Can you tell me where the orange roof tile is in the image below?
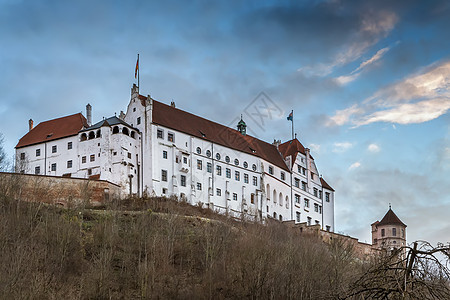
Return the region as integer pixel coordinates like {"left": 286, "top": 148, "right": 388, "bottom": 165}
{"left": 151, "top": 99, "right": 290, "bottom": 171}
{"left": 278, "top": 138, "right": 307, "bottom": 163}
{"left": 16, "top": 113, "right": 88, "bottom": 148}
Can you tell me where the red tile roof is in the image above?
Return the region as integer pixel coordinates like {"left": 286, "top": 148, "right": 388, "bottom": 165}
{"left": 16, "top": 113, "right": 88, "bottom": 148}
{"left": 151, "top": 99, "right": 290, "bottom": 171}
{"left": 377, "top": 209, "right": 407, "bottom": 227}
{"left": 278, "top": 138, "right": 306, "bottom": 163}
{"left": 320, "top": 177, "right": 335, "bottom": 192}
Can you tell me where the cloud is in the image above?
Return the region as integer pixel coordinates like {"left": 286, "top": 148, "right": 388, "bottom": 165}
{"left": 335, "top": 46, "right": 391, "bottom": 85}
{"left": 349, "top": 162, "right": 361, "bottom": 170}
{"left": 309, "top": 143, "right": 321, "bottom": 154}
{"left": 299, "top": 10, "right": 398, "bottom": 77}
{"left": 333, "top": 142, "right": 353, "bottom": 153}
{"left": 368, "top": 143, "right": 380, "bottom": 153}
{"left": 328, "top": 60, "right": 450, "bottom": 126}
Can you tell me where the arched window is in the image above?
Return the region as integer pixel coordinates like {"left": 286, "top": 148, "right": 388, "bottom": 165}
{"left": 225, "top": 156, "right": 230, "bottom": 163}
{"left": 112, "top": 126, "right": 119, "bottom": 134}
{"left": 234, "top": 159, "right": 239, "bottom": 166}
{"left": 88, "top": 131, "right": 95, "bottom": 139}
{"left": 279, "top": 215, "right": 283, "bottom": 221}
{"left": 196, "top": 147, "right": 201, "bottom": 154}
{"left": 96, "top": 129, "right": 101, "bottom": 138}
{"left": 285, "top": 196, "right": 289, "bottom": 208}
{"left": 273, "top": 190, "right": 277, "bottom": 203}
{"left": 279, "top": 192, "right": 283, "bottom": 206}
{"left": 266, "top": 184, "right": 270, "bottom": 200}
{"left": 122, "top": 127, "right": 129, "bottom": 136}
{"left": 80, "top": 133, "right": 87, "bottom": 141}
{"left": 130, "top": 131, "right": 135, "bottom": 138}
{"left": 243, "top": 161, "right": 248, "bottom": 168}
{"left": 273, "top": 212, "right": 277, "bottom": 219}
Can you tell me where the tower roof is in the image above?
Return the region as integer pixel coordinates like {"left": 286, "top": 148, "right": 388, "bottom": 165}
{"left": 378, "top": 208, "right": 407, "bottom": 227}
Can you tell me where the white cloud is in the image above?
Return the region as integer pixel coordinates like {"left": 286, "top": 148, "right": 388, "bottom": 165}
{"left": 309, "top": 143, "right": 321, "bottom": 154}
{"left": 349, "top": 162, "right": 361, "bottom": 170}
{"left": 329, "top": 60, "right": 450, "bottom": 127}
{"left": 333, "top": 142, "right": 353, "bottom": 153}
{"left": 298, "top": 11, "right": 397, "bottom": 77}
{"left": 368, "top": 143, "right": 380, "bottom": 153}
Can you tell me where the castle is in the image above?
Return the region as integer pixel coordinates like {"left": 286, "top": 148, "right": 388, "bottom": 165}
{"left": 372, "top": 207, "right": 407, "bottom": 251}
{"left": 15, "top": 84, "right": 335, "bottom": 230}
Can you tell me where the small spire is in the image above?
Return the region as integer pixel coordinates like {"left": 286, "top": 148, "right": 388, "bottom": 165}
{"left": 295, "top": 133, "right": 297, "bottom": 139}
{"left": 389, "top": 203, "right": 391, "bottom": 209}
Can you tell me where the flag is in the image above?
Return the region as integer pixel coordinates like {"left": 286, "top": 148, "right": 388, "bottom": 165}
{"left": 135, "top": 55, "right": 139, "bottom": 79}
{"left": 287, "top": 110, "right": 293, "bottom": 121}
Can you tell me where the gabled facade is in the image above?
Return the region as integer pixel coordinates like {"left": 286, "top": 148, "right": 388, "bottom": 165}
{"left": 15, "top": 84, "right": 335, "bottom": 230}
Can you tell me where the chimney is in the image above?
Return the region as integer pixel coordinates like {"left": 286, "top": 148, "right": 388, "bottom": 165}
{"left": 170, "top": 101, "right": 176, "bottom": 108}
{"left": 86, "top": 103, "right": 92, "bottom": 126}
{"left": 28, "top": 119, "right": 34, "bottom": 131}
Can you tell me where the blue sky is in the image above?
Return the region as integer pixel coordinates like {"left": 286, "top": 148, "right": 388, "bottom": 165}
{"left": 1, "top": 0, "right": 449, "bottom": 245}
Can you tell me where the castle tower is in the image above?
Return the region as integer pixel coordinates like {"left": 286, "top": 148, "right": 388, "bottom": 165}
{"left": 371, "top": 206, "right": 407, "bottom": 251}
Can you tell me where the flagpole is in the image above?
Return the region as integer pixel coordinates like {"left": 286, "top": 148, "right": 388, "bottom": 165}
{"left": 137, "top": 53, "right": 140, "bottom": 88}
{"left": 291, "top": 110, "right": 294, "bottom": 140}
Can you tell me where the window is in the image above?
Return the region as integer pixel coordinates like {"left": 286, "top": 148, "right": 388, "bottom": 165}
{"left": 127, "top": 152, "right": 131, "bottom": 159}
{"left": 183, "top": 157, "right": 188, "bottom": 164}
{"left": 301, "top": 181, "right": 306, "bottom": 191}
{"left": 268, "top": 166, "right": 273, "bottom": 175}
{"left": 319, "top": 206, "right": 322, "bottom": 214}
{"left": 235, "top": 171, "right": 240, "bottom": 181}
{"left": 133, "top": 107, "right": 136, "bottom": 112}
{"left": 234, "top": 159, "right": 239, "bottom": 166}
{"left": 315, "top": 220, "right": 320, "bottom": 225}
{"left": 197, "top": 182, "right": 202, "bottom": 190}
{"left": 304, "top": 198, "right": 310, "bottom": 208}
{"left": 295, "top": 194, "right": 300, "bottom": 204}
{"left": 319, "top": 190, "right": 323, "bottom": 199}
{"left": 314, "top": 203, "right": 319, "bottom": 212}
{"left": 381, "top": 229, "right": 385, "bottom": 237}
{"left": 20, "top": 152, "right": 25, "bottom": 160}
{"left": 226, "top": 168, "right": 231, "bottom": 178}
{"left": 253, "top": 176, "right": 257, "bottom": 186}
{"left": 252, "top": 164, "right": 257, "bottom": 171}
{"left": 392, "top": 228, "right": 397, "bottom": 237}
{"left": 67, "top": 142, "right": 72, "bottom": 150}
{"left": 216, "top": 165, "right": 222, "bottom": 176}
{"left": 163, "top": 151, "right": 168, "bottom": 159}
{"left": 35, "top": 166, "right": 40, "bottom": 175}
{"left": 82, "top": 156, "right": 86, "bottom": 163}
{"left": 161, "top": 170, "right": 167, "bottom": 182}
{"left": 157, "top": 129, "right": 163, "bottom": 139}
{"left": 313, "top": 188, "right": 318, "bottom": 197}
{"left": 215, "top": 153, "right": 221, "bottom": 160}
{"left": 225, "top": 156, "right": 230, "bottom": 163}
{"left": 36, "top": 149, "right": 41, "bottom": 157}
{"left": 51, "top": 163, "right": 56, "bottom": 172}
{"left": 90, "top": 154, "right": 95, "bottom": 162}
{"left": 297, "top": 165, "right": 301, "bottom": 173}
{"left": 251, "top": 194, "right": 255, "bottom": 204}
{"left": 296, "top": 212, "right": 301, "bottom": 222}
{"left": 137, "top": 117, "right": 141, "bottom": 125}
{"left": 325, "top": 192, "right": 330, "bottom": 202}
{"left": 281, "top": 172, "right": 285, "bottom": 180}
{"left": 233, "top": 193, "right": 238, "bottom": 201}
{"left": 302, "top": 168, "right": 306, "bottom": 175}
{"left": 206, "top": 150, "right": 211, "bottom": 157}
{"left": 216, "top": 188, "right": 221, "bottom": 196}
{"left": 310, "top": 171, "right": 314, "bottom": 180}
{"left": 88, "top": 169, "right": 92, "bottom": 175}
{"left": 168, "top": 133, "right": 174, "bottom": 142}
{"left": 67, "top": 160, "right": 72, "bottom": 168}
{"left": 307, "top": 217, "right": 311, "bottom": 226}
{"left": 207, "top": 162, "right": 212, "bottom": 173}
{"left": 326, "top": 225, "right": 331, "bottom": 231}
{"left": 294, "top": 178, "right": 300, "bottom": 188}
{"left": 196, "top": 147, "right": 201, "bottom": 154}
{"left": 180, "top": 175, "right": 186, "bottom": 187}
{"left": 52, "top": 145, "right": 57, "bottom": 153}
{"left": 197, "top": 160, "right": 202, "bottom": 170}
{"left": 244, "top": 173, "right": 249, "bottom": 184}
{"left": 243, "top": 161, "right": 248, "bottom": 168}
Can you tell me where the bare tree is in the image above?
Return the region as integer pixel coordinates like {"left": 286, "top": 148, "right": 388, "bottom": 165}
{"left": 0, "top": 133, "right": 7, "bottom": 171}
{"left": 344, "top": 241, "right": 450, "bottom": 299}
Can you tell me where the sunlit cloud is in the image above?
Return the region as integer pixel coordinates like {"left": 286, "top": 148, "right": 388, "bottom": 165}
{"left": 349, "top": 162, "right": 361, "bottom": 170}
{"left": 328, "top": 60, "right": 450, "bottom": 127}
{"left": 368, "top": 143, "right": 380, "bottom": 153}
{"left": 333, "top": 142, "right": 353, "bottom": 153}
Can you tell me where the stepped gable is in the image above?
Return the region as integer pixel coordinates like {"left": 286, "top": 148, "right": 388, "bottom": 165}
{"left": 378, "top": 209, "right": 407, "bottom": 227}
{"left": 151, "top": 99, "right": 290, "bottom": 171}
{"left": 320, "top": 177, "right": 335, "bottom": 192}
{"left": 278, "top": 138, "right": 307, "bottom": 163}
{"left": 16, "top": 113, "right": 88, "bottom": 148}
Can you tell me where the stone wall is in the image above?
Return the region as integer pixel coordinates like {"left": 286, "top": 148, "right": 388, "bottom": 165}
{"left": 0, "top": 172, "right": 121, "bottom": 207}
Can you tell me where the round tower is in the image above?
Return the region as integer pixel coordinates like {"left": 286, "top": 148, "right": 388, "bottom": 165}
{"left": 371, "top": 206, "right": 407, "bottom": 251}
